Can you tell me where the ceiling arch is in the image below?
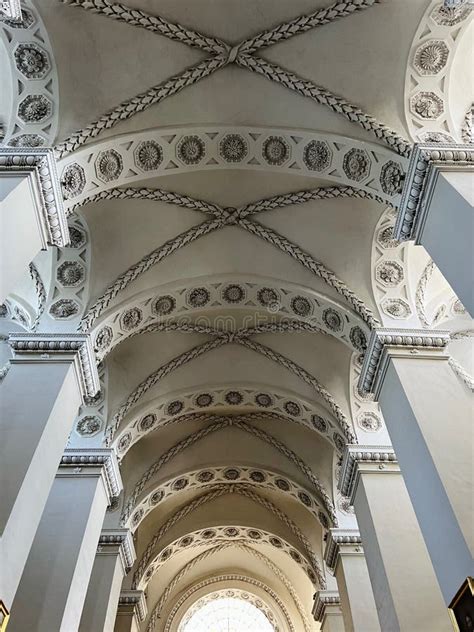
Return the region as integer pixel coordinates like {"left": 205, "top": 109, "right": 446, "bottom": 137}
{"left": 105, "top": 325, "right": 356, "bottom": 444}
{"left": 121, "top": 465, "right": 331, "bottom": 534}
{"left": 88, "top": 275, "right": 370, "bottom": 362}
{"left": 167, "top": 580, "right": 292, "bottom": 632}
{"left": 110, "top": 380, "right": 343, "bottom": 457}
{"left": 147, "top": 544, "right": 312, "bottom": 632}
{"left": 58, "top": 127, "right": 407, "bottom": 210}
{"left": 134, "top": 521, "right": 321, "bottom": 592}
{"left": 120, "top": 415, "right": 336, "bottom": 528}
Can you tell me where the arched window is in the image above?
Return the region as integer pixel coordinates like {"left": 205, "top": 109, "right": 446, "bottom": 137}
{"left": 180, "top": 596, "right": 275, "bottom": 632}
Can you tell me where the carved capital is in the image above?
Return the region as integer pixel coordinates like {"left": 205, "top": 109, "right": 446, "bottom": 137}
{"left": 324, "top": 529, "right": 363, "bottom": 571}
{"left": 359, "top": 328, "right": 450, "bottom": 397}
{"left": 312, "top": 590, "right": 341, "bottom": 622}
{"left": 60, "top": 448, "right": 123, "bottom": 502}
{"left": 118, "top": 590, "right": 148, "bottom": 623}
{"left": 339, "top": 445, "right": 398, "bottom": 502}
{"left": 98, "top": 528, "right": 136, "bottom": 573}
{"left": 0, "top": 148, "right": 68, "bottom": 247}
{"left": 8, "top": 332, "right": 99, "bottom": 400}
{"left": 0, "top": 0, "right": 21, "bottom": 21}
{"left": 395, "top": 143, "right": 474, "bottom": 241}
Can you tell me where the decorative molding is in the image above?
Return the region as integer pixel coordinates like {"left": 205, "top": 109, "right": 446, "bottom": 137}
{"left": 58, "top": 128, "right": 406, "bottom": 211}
{"left": 90, "top": 276, "right": 369, "bottom": 363}
{"left": 122, "top": 466, "right": 331, "bottom": 536}
{"left": 358, "top": 327, "right": 450, "bottom": 396}
{"left": 60, "top": 448, "right": 123, "bottom": 501}
{"left": 165, "top": 578, "right": 292, "bottom": 632}
{"left": 28, "top": 262, "right": 46, "bottom": 332}
{"left": 312, "top": 590, "right": 341, "bottom": 622}
{"left": 8, "top": 332, "right": 100, "bottom": 399}
{"left": 395, "top": 143, "right": 474, "bottom": 241}
{"left": 404, "top": 1, "right": 473, "bottom": 144}
{"left": 136, "top": 523, "right": 320, "bottom": 591}
{"left": 111, "top": 381, "right": 344, "bottom": 458}
{"left": 1, "top": 0, "right": 59, "bottom": 146}
{"left": 0, "top": 148, "right": 68, "bottom": 247}
{"left": 324, "top": 528, "right": 363, "bottom": 571}
{"left": 106, "top": 326, "right": 355, "bottom": 446}
{"left": 97, "top": 528, "right": 136, "bottom": 573}
{"left": 177, "top": 588, "right": 282, "bottom": 632}
{"left": 57, "top": 0, "right": 410, "bottom": 158}
{"left": 120, "top": 415, "right": 336, "bottom": 530}
{"left": 118, "top": 590, "right": 147, "bottom": 623}
{"left": 339, "top": 445, "right": 398, "bottom": 502}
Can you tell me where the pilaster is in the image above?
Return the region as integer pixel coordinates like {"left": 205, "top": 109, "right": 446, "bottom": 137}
{"left": 98, "top": 529, "right": 136, "bottom": 575}
{"left": 9, "top": 332, "right": 100, "bottom": 401}
{"left": 358, "top": 328, "right": 449, "bottom": 398}
{"left": 395, "top": 143, "right": 474, "bottom": 242}
{"left": 115, "top": 590, "right": 148, "bottom": 632}
{"left": 324, "top": 529, "right": 363, "bottom": 571}
{"left": 0, "top": 148, "right": 68, "bottom": 247}
{"left": 60, "top": 448, "right": 123, "bottom": 503}
{"left": 312, "top": 591, "right": 345, "bottom": 632}
{"left": 339, "top": 445, "right": 398, "bottom": 503}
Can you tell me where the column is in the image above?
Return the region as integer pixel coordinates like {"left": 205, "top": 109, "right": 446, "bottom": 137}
{"left": 340, "top": 445, "right": 453, "bottom": 631}
{"left": 395, "top": 143, "right": 473, "bottom": 315}
{"left": 312, "top": 591, "right": 345, "bottom": 632}
{"left": 324, "top": 529, "right": 380, "bottom": 632}
{"left": 360, "top": 329, "right": 474, "bottom": 604}
{"left": 8, "top": 448, "right": 122, "bottom": 632}
{"left": 0, "top": 333, "right": 98, "bottom": 613}
{"left": 79, "top": 529, "right": 136, "bottom": 632}
{"left": 114, "top": 591, "right": 147, "bottom": 632}
{"left": 0, "top": 148, "right": 68, "bottom": 301}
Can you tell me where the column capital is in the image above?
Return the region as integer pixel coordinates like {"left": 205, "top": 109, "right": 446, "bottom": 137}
{"left": 339, "top": 445, "right": 398, "bottom": 502}
{"left": 0, "top": 148, "right": 68, "bottom": 247}
{"left": 60, "top": 448, "right": 123, "bottom": 502}
{"left": 0, "top": 0, "right": 21, "bottom": 21}
{"left": 98, "top": 529, "right": 136, "bottom": 574}
{"left": 395, "top": 143, "right": 474, "bottom": 242}
{"left": 324, "top": 529, "right": 363, "bottom": 571}
{"left": 312, "top": 590, "right": 341, "bottom": 622}
{"left": 8, "top": 332, "right": 100, "bottom": 400}
{"left": 118, "top": 590, "right": 148, "bottom": 623}
{"left": 359, "top": 328, "right": 450, "bottom": 397}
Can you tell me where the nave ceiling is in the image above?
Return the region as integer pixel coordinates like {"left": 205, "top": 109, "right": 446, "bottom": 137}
{"left": 1, "top": 0, "right": 473, "bottom": 629}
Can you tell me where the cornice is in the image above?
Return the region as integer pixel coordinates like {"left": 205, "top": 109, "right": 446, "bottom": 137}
{"left": 0, "top": 148, "right": 68, "bottom": 247}
{"left": 60, "top": 448, "right": 123, "bottom": 501}
{"left": 324, "top": 529, "right": 362, "bottom": 571}
{"left": 358, "top": 328, "right": 450, "bottom": 398}
{"left": 118, "top": 590, "right": 148, "bottom": 622}
{"left": 395, "top": 143, "right": 474, "bottom": 242}
{"left": 339, "top": 445, "right": 398, "bottom": 502}
{"left": 98, "top": 528, "right": 136, "bottom": 573}
{"left": 312, "top": 590, "right": 341, "bottom": 622}
{"left": 8, "top": 332, "right": 100, "bottom": 400}
{"left": 0, "top": 0, "right": 21, "bottom": 21}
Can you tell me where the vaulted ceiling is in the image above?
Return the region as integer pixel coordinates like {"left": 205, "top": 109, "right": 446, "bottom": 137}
{"left": 1, "top": 0, "right": 473, "bottom": 629}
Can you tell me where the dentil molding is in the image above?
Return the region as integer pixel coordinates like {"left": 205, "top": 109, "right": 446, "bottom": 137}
{"left": 118, "top": 590, "right": 148, "bottom": 623}
{"left": 98, "top": 528, "right": 136, "bottom": 573}
{"left": 312, "top": 590, "right": 341, "bottom": 622}
{"left": 60, "top": 448, "right": 123, "bottom": 501}
{"left": 8, "top": 332, "right": 100, "bottom": 400}
{"left": 395, "top": 143, "right": 474, "bottom": 242}
{"left": 358, "top": 327, "right": 450, "bottom": 397}
{"left": 339, "top": 445, "right": 398, "bottom": 502}
{"left": 0, "top": 148, "right": 68, "bottom": 247}
{"left": 324, "top": 529, "right": 363, "bottom": 571}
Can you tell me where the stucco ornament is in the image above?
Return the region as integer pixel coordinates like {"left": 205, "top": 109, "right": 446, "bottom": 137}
{"left": 61, "top": 163, "right": 86, "bottom": 199}
{"left": 49, "top": 299, "right": 80, "bottom": 319}
{"left": 56, "top": 261, "right": 85, "bottom": 287}
{"left": 134, "top": 140, "right": 163, "bottom": 171}
{"left": 95, "top": 149, "right": 123, "bottom": 182}
{"left": 219, "top": 133, "right": 249, "bottom": 162}
{"left": 413, "top": 40, "right": 449, "bottom": 75}
{"left": 177, "top": 135, "right": 206, "bottom": 164}
{"left": 262, "top": 136, "right": 290, "bottom": 166}
{"left": 14, "top": 43, "right": 50, "bottom": 78}
{"left": 343, "top": 148, "right": 371, "bottom": 181}
{"left": 76, "top": 415, "right": 102, "bottom": 437}
{"left": 303, "top": 140, "right": 332, "bottom": 171}
{"left": 18, "top": 94, "right": 52, "bottom": 123}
